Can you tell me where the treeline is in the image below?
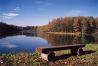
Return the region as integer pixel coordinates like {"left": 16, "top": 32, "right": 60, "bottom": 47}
{"left": 0, "top": 22, "right": 38, "bottom": 35}
{"left": 0, "top": 22, "right": 22, "bottom": 35}
{"left": 23, "top": 26, "right": 37, "bottom": 31}
{"left": 38, "top": 16, "right": 97, "bottom": 34}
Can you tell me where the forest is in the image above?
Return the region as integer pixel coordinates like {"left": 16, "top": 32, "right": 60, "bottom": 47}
{"left": 0, "top": 16, "right": 98, "bottom": 35}
{"left": 37, "top": 16, "right": 98, "bottom": 34}
{"left": 0, "top": 22, "right": 38, "bottom": 35}
{"left": 0, "top": 22, "right": 22, "bottom": 35}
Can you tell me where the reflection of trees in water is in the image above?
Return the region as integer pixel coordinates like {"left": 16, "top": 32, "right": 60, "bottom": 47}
{"left": 18, "top": 32, "right": 37, "bottom": 37}
{"left": 0, "top": 32, "right": 97, "bottom": 45}
{"left": 0, "top": 33, "right": 17, "bottom": 39}
{"left": 47, "top": 34, "right": 75, "bottom": 46}
{"left": 83, "top": 35, "right": 96, "bottom": 44}
{"left": 38, "top": 33, "right": 97, "bottom": 46}
{"left": 72, "top": 36, "right": 82, "bottom": 44}
{"left": 0, "top": 32, "right": 37, "bottom": 39}
{"left": 94, "top": 32, "right": 98, "bottom": 44}
{"left": 38, "top": 33, "right": 83, "bottom": 46}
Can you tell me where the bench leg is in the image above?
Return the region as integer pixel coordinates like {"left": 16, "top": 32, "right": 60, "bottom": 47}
{"left": 71, "top": 48, "right": 83, "bottom": 55}
{"left": 77, "top": 48, "right": 83, "bottom": 55}
{"left": 41, "top": 52, "right": 55, "bottom": 61}
{"left": 71, "top": 48, "right": 78, "bottom": 55}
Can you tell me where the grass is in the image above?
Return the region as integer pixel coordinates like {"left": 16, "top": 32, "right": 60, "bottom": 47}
{"left": 83, "top": 44, "right": 98, "bottom": 51}
{"left": 0, "top": 44, "right": 98, "bottom": 66}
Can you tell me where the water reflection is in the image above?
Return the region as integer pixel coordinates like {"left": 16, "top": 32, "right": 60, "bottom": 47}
{"left": 0, "top": 32, "right": 49, "bottom": 53}
{"left": 38, "top": 33, "right": 82, "bottom": 46}
{"left": 84, "top": 35, "right": 95, "bottom": 44}
{"left": 0, "top": 32, "right": 37, "bottom": 39}
{"left": 0, "top": 32, "right": 97, "bottom": 53}
{"left": 38, "top": 33, "right": 97, "bottom": 46}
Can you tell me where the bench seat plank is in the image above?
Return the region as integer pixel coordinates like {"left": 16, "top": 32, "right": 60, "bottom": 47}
{"left": 36, "top": 44, "right": 85, "bottom": 53}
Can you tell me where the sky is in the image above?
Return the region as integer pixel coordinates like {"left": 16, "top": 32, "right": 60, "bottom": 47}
{"left": 0, "top": 0, "right": 98, "bottom": 26}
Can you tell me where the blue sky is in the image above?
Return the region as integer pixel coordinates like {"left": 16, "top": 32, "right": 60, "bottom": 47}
{"left": 0, "top": 0, "right": 98, "bottom": 26}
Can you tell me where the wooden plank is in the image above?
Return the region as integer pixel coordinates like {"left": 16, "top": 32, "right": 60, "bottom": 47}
{"left": 36, "top": 44, "right": 85, "bottom": 53}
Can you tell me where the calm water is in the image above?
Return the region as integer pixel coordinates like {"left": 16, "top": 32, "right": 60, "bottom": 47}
{"left": 0, "top": 32, "right": 97, "bottom": 53}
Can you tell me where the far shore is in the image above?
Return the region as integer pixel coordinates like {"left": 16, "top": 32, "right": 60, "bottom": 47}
{"left": 46, "top": 32, "right": 81, "bottom": 36}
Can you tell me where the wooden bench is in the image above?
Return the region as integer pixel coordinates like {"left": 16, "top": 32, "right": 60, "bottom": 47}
{"left": 36, "top": 44, "right": 86, "bottom": 61}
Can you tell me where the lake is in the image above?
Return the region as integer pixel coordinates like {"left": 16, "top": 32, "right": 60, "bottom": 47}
{"left": 0, "top": 32, "right": 97, "bottom": 53}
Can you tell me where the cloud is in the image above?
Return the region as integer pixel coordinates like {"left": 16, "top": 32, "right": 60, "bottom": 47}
{"left": 66, "top": 10, "right": 86, "bottom": 16}
{"left": 13, "top": 7, "right": 20, "bottom": 11}
{"left": 2, "top": 12, "right": 19, "bottom": 19}
{"left": 3, "top": 13, "right": 19, "bottom": 17}
{"left": 1, "top": 6, "right": 20, "bottom": 19}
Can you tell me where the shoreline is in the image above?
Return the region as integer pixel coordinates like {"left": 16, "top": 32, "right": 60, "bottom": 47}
{"left": 46, "top": 32, "right": 82, "bottom": 36}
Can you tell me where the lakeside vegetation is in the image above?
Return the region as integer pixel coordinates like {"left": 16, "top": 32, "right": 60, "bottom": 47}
{"left": 0, "top": 22, "right": 21, "bottom": 35}
{"left": 0, "top": 44, "right": 98, "bottom": 66}
{"left": 0, "top": 22, "right": 38, "bottom": 35}
{"left": 37, "top": 16, "right": 97, "bottom": 35}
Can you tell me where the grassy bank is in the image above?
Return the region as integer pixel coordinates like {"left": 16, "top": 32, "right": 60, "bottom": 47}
{"left": 0, "top": 44, "right": 98, "bottom": 66}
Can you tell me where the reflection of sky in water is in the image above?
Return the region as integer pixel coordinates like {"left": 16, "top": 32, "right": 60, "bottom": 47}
{"left": 0, "top": 34, "right": 97, "bottom": 54}
{"left": 1, "top": 42, "right": 17, "bottom": 48}
{"left": 0, "top": 35, "right": 50, "bottom": 53}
